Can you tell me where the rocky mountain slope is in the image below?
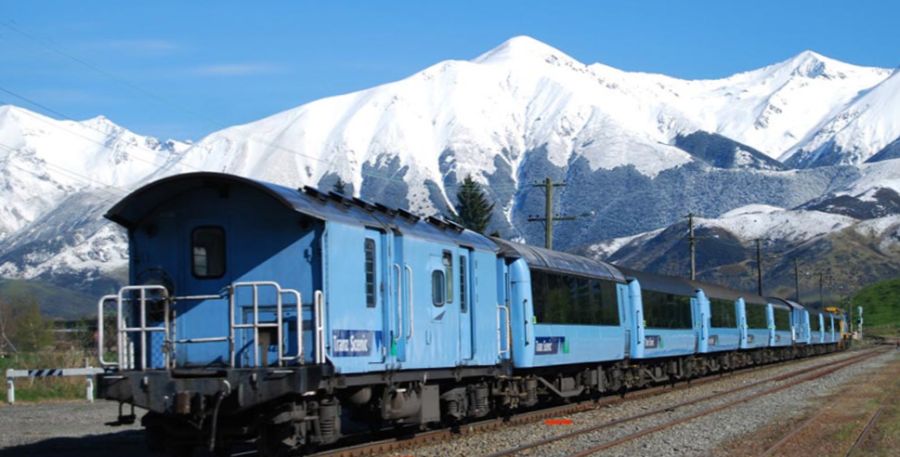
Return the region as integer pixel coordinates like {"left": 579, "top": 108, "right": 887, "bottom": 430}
{"left": 587, "top": 205, "right": 900, "bottom": 304}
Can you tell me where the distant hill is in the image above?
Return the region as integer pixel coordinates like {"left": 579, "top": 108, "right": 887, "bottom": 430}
{"left": 0, "top": 278, "right": 97, "bottom": 319}
{"left": 853, "top": 278, "right": 900, "bottom": 335}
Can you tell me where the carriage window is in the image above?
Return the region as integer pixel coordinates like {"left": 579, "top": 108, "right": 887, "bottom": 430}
{"left": 192, "top": 227, "right": 225, "bottom": 278}
{"left": 364, "top": 238, "right": 376, "bottom": 308}
{"left": 809, "top": 314, "right": 820, "bottom": 331}
{"left": 641, "top": 290, "right": 692, "bottom": 329}
{"left": 443, "top": 251, "right": 453, "bottom": 304}
{"left": 459, "top": 256, "right": 467, "bottom": 313}
{"left": 773, "top": 308, "right": 790, "bottom": 330}
{"left": 709, "top": 298, "right": 737, "bottom": 328}
{"left": 432, "top": 270, "right": 446, "bottom": 306}
{"left": 531, "top": 270, "right": 619, "bottom": 326}
{"left": 745, "top": 304, "right": 768, "bottom": 329}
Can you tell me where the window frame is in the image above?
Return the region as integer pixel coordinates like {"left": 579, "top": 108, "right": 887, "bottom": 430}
{"left": 431, "top": 270, "right": 446, "bottom": 307}
{"left": 745, "top": 303, "right": 768, "bottom": 329}
{"left": 459, "top": 255, "right": 467, "bottom": 313}
{"left": 364, "top": 238, "right": 376, "bottom": 308}
{"left": 191, "top": 226, "right": 226, "bottom": 279}
{"left": 530, "top": 269, "right": 620, "bottom": 326}
{"left": 709, "top": 298, "right": 737, "bottom": 328}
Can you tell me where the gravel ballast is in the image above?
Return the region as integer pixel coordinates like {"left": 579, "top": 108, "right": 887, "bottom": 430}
{"left": 382, "top": 349, "right": 897, "bottom": 457}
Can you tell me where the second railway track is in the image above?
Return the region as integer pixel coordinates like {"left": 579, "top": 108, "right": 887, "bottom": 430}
{"left": 309, "top": 346, "right": 887, "bottom": 457}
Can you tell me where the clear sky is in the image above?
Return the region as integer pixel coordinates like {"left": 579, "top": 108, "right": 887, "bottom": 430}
{"left": 1, "top": 0, "right": 897, "bottom": 140}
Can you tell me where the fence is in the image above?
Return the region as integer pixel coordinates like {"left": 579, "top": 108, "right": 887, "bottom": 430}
{"left": 5, "top": 367, "right": 103, "bottom": 404}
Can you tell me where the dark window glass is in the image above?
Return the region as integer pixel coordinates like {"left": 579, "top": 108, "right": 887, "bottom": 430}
{"left": 442, "top": 251, "right": 453, "bottom": 304}
{"left": 746, "top": 304, "right": 768, "bottom": 329}
{"left": 459, "top": 256, "right": 467, "bottom": 313}
{"left": 531, "top": 270, "right": 619, "bottom": 326}
{"left": 192, "top": 227, "right": 225, "bottom": 278}
{"left": 809, "top": 314, "right": 820, "bottom": 331}
{"left": 773, "top": 308, "right": 790, "bottom": 330}
{"left": 432, "top": 270, "right": 445, "bottom": 306}
{"left": 364, "top": 238, "right": 376, "bottom": 308}
{"left": 709, "top": 298, "right": 737, "bottom": 328}
{"left": 642, "top": 290, "right": 693, "bottom": 329}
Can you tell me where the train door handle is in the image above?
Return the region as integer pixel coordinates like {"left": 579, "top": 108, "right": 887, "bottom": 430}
{"left": 392, "top": 264, "right": 402, "bottom": 343}
{"left": 405, "top": 264, "right": 414, "bottom": 339}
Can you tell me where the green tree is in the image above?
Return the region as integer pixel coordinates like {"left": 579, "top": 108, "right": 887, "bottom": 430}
{"left": 11, "top": 300, "right": 52, "bottom": 351}
{"left": 333, "top": 178, "right": 347, "bottom": 195}
{"left": 451, "top": 175, "right": 494, "bottom": 233}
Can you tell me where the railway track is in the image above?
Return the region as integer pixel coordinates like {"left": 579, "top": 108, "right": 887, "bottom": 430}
{"left": 308, "top": 347, "right": 884, "bottom": 457}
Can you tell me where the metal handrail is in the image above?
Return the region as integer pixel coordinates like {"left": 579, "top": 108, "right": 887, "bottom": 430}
{"left": 392, "top": 264, "right": 402, "bottom": 344}
{"left": 96, "top": 294, "right": 117, "bottom": 368}
{"left": 102, "top": 281, "right": 307, "bottom": 371}
{"left": 280, "top": 289, "right": 303, "bottom": 363}
{"left": 314, "top": 290, "right": 326, "bottom": 364}
{"left": 116, "top": 285, "right": 170, "bottom": 370}
{"left": 405, "top": 264, "right": 414, "bottom": 339}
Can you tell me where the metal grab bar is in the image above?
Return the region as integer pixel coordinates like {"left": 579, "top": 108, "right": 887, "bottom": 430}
{"left": 314, "top": 290, "right": 326, "bottom": 364}
{"left": 404, "top": 265, "right": 414, "bottom": 339}
{"left": 117, "top": 285, "right": 170, "bottom": 370}
{"left": 96, "top": 295, "right": 117, "bottom": 368}
{"left": 393, "top": 264, "right": 402, "bottom": 343}
{"left": 101, "top": 281, "right": 306, "bottom": 370}
{"left": 280, "top": 289, "right": 303, "bottom": 363}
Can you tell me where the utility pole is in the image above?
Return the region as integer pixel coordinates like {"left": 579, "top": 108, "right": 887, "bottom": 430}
{"left": 794, "top": 259, "right": 801, "bottom": 302}
{"left": 687, "top": 213, "right": 697, "bottom": 280}
{"left": 818, "top": 272, "right": 825, "bottom": 308}
{"left": 528, "top": 178, "right": 575, "bottom": 250}
{"left": 754, "top": 238, "right": 764, "bottom": 296}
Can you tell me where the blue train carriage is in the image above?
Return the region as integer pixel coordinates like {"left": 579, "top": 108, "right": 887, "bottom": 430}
{"left": 808, "top": 308, "right": 826, "bottom": 345}
{"left": 96, "top": 172, "right": 514, "bottom": 453}
{"left": 617, "top": 268, "right": 701, "bottom": 360}
{"left": 689, "top": 281, "right": 743, "bottom": 353}
{"left": 768, "top": 299, "right": 793, "bottom": 348}
{"left": 494, "top": 239, "right": 629, "bottom": 369}
{"left": 740, "top": 295, "right": 770, "bottom": 350}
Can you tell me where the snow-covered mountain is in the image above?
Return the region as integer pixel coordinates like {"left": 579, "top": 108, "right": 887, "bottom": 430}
{"left": 0, "top": 36, "right": 899, "bottom": 315}
{"left": 786, "top": 69, "right": 900, "bottom": 167}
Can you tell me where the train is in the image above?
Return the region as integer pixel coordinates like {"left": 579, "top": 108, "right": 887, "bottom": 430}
{"left": 95, "top": 172, "right": 849, "bottom": 456}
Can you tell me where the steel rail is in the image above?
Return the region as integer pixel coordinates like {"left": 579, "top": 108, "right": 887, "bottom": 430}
{"left": 563, "top": 349, "right": 885, "bottom": 457}
{"left": 308, "top": 348, "right": 879, "bottom": 457}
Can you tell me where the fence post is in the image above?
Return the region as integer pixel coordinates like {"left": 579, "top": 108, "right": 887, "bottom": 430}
{"left": 6, "top": 378, "right": 13, "bottom": 405}
{"left": 86, "top": 376, "right": 94, "bottom": 403}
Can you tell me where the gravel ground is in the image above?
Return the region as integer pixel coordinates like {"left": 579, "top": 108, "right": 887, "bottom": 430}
{"left": 382, "top": 349, "right": 897, "bottom": 457}
{"left": 0, "top": 401, "right": 147, "bottom": 457}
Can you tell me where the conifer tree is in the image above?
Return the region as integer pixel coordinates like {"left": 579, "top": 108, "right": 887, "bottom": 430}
{"left": 452, "top": 175, "right": 494, "bottom": 233}
{"left": 333, "top": 178, "right": 347, "bottom": 195}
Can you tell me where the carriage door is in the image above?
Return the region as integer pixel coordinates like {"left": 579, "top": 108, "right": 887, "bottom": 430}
{"left": 390, "top": 232, "right": 407, "bottom": 364}
{"left": 458, "top": 248, "right": 474, "bottom": 361}
{"left": 362, "top": 228, "right": 387, "bottom": 365}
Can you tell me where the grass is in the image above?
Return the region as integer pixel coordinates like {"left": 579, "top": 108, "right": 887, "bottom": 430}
{"left": 1, "top": 350, "right": 95, "bottom": 404}
{"left": 853, "top": 278, "right": 900, "bottom": 338}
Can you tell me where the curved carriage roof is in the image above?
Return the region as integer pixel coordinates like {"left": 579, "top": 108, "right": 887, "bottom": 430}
{"left": 616, "top": 267, "right": 769, "bottom": 305}
{"left": 105, "top": 172, "right": 497, "bottom": 251}
{"left": 492, "top": 238, "right": 626, "bottom": 283}
{"left": 769, "top": 297, "right": 804, "bottom": 311}
{"left": 768, "top": 297, "right": 803, "bottom": 310}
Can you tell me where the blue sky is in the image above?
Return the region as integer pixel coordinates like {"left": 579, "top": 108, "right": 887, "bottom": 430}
{"left": 1, "top": 1, "right": 897, "bottom": 140}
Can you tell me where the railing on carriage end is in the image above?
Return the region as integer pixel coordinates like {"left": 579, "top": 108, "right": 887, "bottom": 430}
{"left": 98, "top": 281, "right": 326, "bottom": 371}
